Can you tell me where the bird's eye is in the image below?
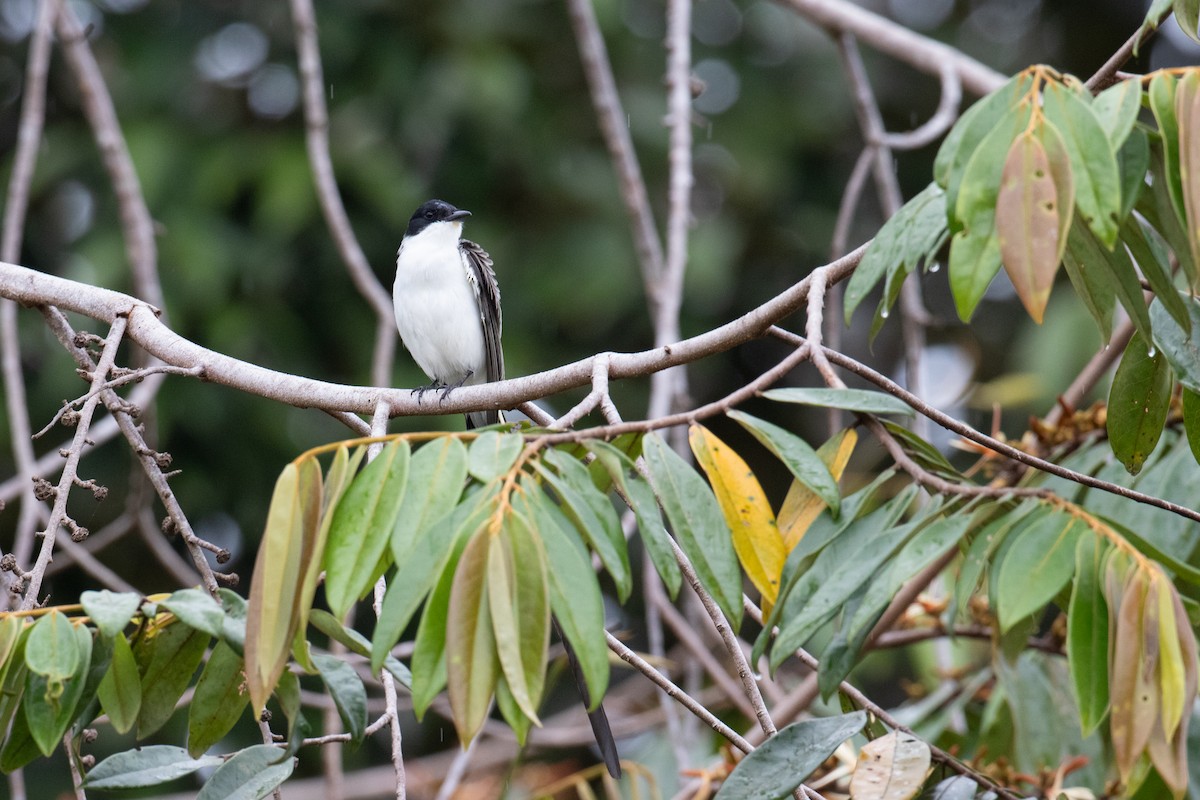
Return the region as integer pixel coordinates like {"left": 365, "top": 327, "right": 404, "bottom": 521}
{"left": 424, "top": 210, "right": 434, "bottom": 219}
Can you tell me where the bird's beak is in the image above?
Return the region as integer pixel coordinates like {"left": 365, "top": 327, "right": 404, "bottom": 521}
{"left": 448, "top": 210, "right": 472, "bottom": 222}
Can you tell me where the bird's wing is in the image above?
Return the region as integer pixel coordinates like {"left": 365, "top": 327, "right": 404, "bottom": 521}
{"left": 460, "top": 239, "right": 504, "bottom": 383}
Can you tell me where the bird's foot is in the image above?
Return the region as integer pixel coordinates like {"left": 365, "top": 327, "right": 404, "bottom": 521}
{"left": 411, "top": 381, "right": 446, "bottom": 405}
{"left": 438, "top": 371, "right": 475, "bottom": 405}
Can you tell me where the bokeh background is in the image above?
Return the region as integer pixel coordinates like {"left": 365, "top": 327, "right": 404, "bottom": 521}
{"left": 0, "top": 0, "right": 1198, "bottom": 794}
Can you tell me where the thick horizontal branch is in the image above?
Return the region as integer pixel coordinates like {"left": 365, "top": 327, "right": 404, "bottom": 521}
{"left": 0, "top": 249, "right": 862, "bottom": 419}
{"left": 777, "top": 0, "right": 1006, "bottom": 96}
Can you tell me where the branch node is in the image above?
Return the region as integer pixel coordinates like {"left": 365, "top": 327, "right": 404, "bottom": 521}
{"left": 32, "top": 476, "right": 56, "bottom": 501}
{"left": 161, "top": 515, "right": 176, "bottom": 536}
{"left": 74, "top": 476, "right": 108, "bottom": 501}
{"left": 65, "top": 518, "right": 89, "bottom": 542}
{"left": 214, "top": 571, "right": 239, "bottom": 586}
{"left": 0, "top": 554, "right": 19, "bottom": 572}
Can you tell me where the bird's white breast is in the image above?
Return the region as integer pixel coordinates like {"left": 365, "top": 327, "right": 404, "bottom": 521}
{"left": 393, "top": 222, "right": 487, "bottom": 386}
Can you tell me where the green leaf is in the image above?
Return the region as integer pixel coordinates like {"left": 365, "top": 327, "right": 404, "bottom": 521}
{"left": 728, "top": 410, "right": 840, "bottom": 515}
{"left": 372, "top": 489, "right": 494, "bottom": 672}
{"left": 467, "top": 430, "right": 523, "bottom": 482}
{"left": 96, "top": 633, "right": 141, "bottom": 735}
{"left": 996, "top": 510, "right": 1085, "bottom": 631}
{"left": 312, "top": 653, "right": 368, "bottom": 746}
{"left": 843, "top": 182, "right": 948, "bottom": 323}
{"left": 1068, "top": 534, "right": 1110, "bottom": 735}
{"left": 1177, "top": 0, "right": 1200, "bottom": 42}
{"left": 445, "top": 529, "right": 497, "bottom": 744}
{"left": 80, "top": 591, "right": 141, "bottom": 639}
{"left": 1093, "top": 79, "right": 1143, "bottom": 151}
{"left": 642, "top": 432, "right": 743, "bottom": 630}
{"left": 217, "top": 589, "right": 248, "bottom": 654}
{"left": 1125, "top": 216, "right": 1191, "bottom": 335}
{"left": 494, "top": 674, "right": 532, "bottom": 745}
{"left": 409, "top": 502, "right": 484, "bottom": 720}
{"left": 195, "top": 744, "right": 296, "bottom": 800}
{"left": 24, "top": 610, "right": 80, "bottom": 682}
{"left": 1184, "top": 387, "right": 1200, "bottom": 465}
{"left": 538, "top": 448, "right": 631, "bottom": 601}
{"left": 770, "top": 498, "right": 923, "bottom": 669}
{"left": 86, "top": 746, "right": 224, "bottom": 790}
{"left": 949, "top": 100, "right": 1033, "bottom": 320}
{"left": 818, "top": 513, "right": 974, "bottom": 697}
{"left": 24, "top": 625, "right": 92, "bottom": 757}
{"left": 1061, "top": 225, "right": 1116, "bottom": 341}
{"left": 1042, "top": 82, "right": 1122, "bottom": 244}
{"left": 487, "top": 513, "right": 549, "bottom": 723}
{"left": 1067, "top": 221, "right": 1153, "bottom": 344}
{"left": 935, "top": 72, "right": 1035, "bottom": 216}
{"left": 1150, "top": 73, "right": 1187, "bottom": 225}
{"left": 323, "top": 439, "right": 411, "bottom": 618}
{"left": 762, "top": 387, "right": 914, "bottom": 416}
{"left": 137, "top": 621, "right": 211, "bottom": 738}
{"left": 1141, "top": 138, "right": 1199, "bottom": 288}
{"left": 188, "top": 641, "right": 248, "bottom": 757}
{"left": 1107, "top": 332, "right": 1172, "bottom": 475}
{"left": 713, "top": 712, "right": 868, "bottom": 800}
{"left": 954, "top": 502, "right": 1041, "bottom": 618}
{"left": 517, "top": 489, "right": 609, "bottom": 709}
{"left": 1116, "top": 126, "right": 1150, "bottom": 225}
{"left": 1150, "top": 291, "right": 1200, "bottom": 392}
{"left": 294, "top": 445, "right": 365, "bottom": 671}
{"left": 0, "top": 705, "right": 40, "bottom": 771}
{"left": 161, "top": 588, "right": 226, "bottom": 639}
{"left": 586, "top": 439, "right": 682, "bottom": 598}
{"left": 0, "top": 626, "right": 30, "bottom": 740}
{"left": 390, "top": 437, "right": 469, "bottom": 564}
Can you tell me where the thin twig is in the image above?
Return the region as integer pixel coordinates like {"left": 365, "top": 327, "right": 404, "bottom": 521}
{"left": 648, "top": 0, "right": 695, "bottom": 422}
{"left": 1085, "top": 8, "right": 1170, "bottom": 91}
{"left": 1, "top": 0, "right": 58, "bottom": 595}
{"left": 34, "top": 365, "right": 204, "bottom": 439}
{"left": 565, "top": 0, "right": 665, "bottom": 301}
{"left": 22, "top": 316, "right": 128, "bottom": 608}
{"left": 288, "top": 0, "right": 397, "bottom": 388}
{"left": 883, "top": 61, "right": 962, "bottom": 150}
{"left": 606, "top": 631, "right": 754, "bottom": 753}
{"left": 669, "top": 537, "right": 777, "bottom": 738}
{"left": 648, "top": 587, "right": 758, "bottom": 720}
{"left": 56, "top": 1, "right": 163, "bottom": 312}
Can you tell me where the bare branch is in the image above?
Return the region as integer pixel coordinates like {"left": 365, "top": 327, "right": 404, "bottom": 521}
{"left": 23, "top": 316, "right": 128, "bottom": 608}
{"left": 565, "top": 0, "right": 665, "bottom": 296}
{"left": 0, "top": 245, "right": 864, "bottom": 420}
{"left": 776, "top": 0, "right": 1006, "bottom": 96}
{"left": 55, "top": 2, "right": 163, "bottom": 311}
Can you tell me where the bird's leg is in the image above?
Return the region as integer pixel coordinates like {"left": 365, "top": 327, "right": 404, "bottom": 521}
{"left": 438, "top": 370, "right": 475, "bottom": 404}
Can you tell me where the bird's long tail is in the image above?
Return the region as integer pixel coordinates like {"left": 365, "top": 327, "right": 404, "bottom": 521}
{"left": 465, "top": 409, "right": 501, "bottom": 429}
{"left": 553, "top": 617, "right": 621, "bottom": 779}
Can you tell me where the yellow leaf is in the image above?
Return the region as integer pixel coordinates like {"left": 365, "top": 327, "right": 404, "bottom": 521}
{"left": 849, "top": 730, "right": 931, "bottom": 800}
{"left": 1155, "top": 571, "right": 1186, "bottom": 739}
{"left": 996, "top": 129, "right": 1062, "bottom": 323}
{"left": 778, "top": 428, "right": 857, "bottom": 551}
{"left": 689, "top": 424, "right": 785, "bottom": 604}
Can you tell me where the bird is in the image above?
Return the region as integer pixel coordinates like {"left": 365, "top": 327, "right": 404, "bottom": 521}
{"left": 393, "top": 199, "right": 504, "bottom": 428}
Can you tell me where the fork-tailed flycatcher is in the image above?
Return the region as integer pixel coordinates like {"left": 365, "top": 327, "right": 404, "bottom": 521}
{"left": 393, "top": 199, "right": 503, "bottom": 429}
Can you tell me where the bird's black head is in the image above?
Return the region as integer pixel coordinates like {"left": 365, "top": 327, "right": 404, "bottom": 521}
{"left": 406, "top": 199, "right": 471, "bottom": 237}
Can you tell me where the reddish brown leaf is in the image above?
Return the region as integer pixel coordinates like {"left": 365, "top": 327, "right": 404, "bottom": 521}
{"left": 1109, "top": 567, "right": 1156, "bottom": 780}
{"left": 996, "top": 130, "right": 1062, "bottom": 323}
